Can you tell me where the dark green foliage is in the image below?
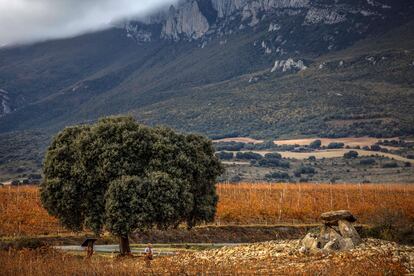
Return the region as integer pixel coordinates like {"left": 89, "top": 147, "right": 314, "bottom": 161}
{"left": 265, "top": 172, "right": 290, "bottom": 180}
{"left": 327, "top": 142, "right": 345, "bottom": 149}
{"left": 105, "top": 176, "right": 145, "bottom": 237}
{"left": 230, "top": 175, "right": 242, "bottom": 182}
{"left": 41, "top": 125, "right": 89, "bottom": 232}
{"left": 258, "top": 158, "right": 290, "bottom": 168}
{"left": 214, "top": 142, "right": 245, "bottom": 152}
{"left": 294, "top": 166, "right": 316, "bottom": 177}
{"left": 344, "top": 151, "right": 359, "bottom": 159}
{"left": 153, "top": 130, "right": 223, "bottom": 229}
{"left": 371, "top": 144, "right": 382, "bottom": 151}
{"left": 360, "top": 158, "right": 376, "bottom": 165}
{"left": 236, "top": 152, "right": 262, "bottom": 160}
{"left": 309, "top": 140, "right": 322, "bottom": 149}
{"left": 215, "top": 151, "right": 234, "bottom": 160}
{"left": 382, "top": 162, "right": 399, "bottom": 168}
{"left": 41, "top": 116, "right": 222, "bottom": 238}
{"left": 105, "top": 174, "right": 192, "bottom": 236}
{"left": 243, "top": 141, "right": 278, "bottom": 150}
{"left": 264, "top": 153, "right": 282, "bottom": 159}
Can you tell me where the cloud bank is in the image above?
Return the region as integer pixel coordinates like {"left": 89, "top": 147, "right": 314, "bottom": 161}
{"left": 0, "top": 0, "right": 177, "bottom": 46}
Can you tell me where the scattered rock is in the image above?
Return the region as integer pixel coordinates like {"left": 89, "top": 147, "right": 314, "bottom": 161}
{"left": 169, "top": 238, "right": 414, "bottom": 274}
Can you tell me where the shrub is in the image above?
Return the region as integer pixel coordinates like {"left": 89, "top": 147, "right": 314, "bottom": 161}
{"left": 265, "top": 172, "right": 290, "bottom": 180}
{"left": 264, "top": 153, "right": 282, "bottom": 159}
{"left": 215, "top": 151, "right": 234, "bottom": 160}
{"left": 382, "top": 162, "right": 398, "bottom": 168}
{"left": 360, "top": 158, "right": 376, "bottom": 165}
{"left": 294, "top": 165, "right": 316, "bottom": 177}
{"left": 344, "top": 151, "right": 359, "bottom": 159}
{"left": 236, "top": 152, "right": 262, "bottom": 160}
{"left": 258, "top": 158, "right": 290, "bottom": 168}
{"left": 309, "top": 140, "right": 322, "bottom": 149}
{"left": 215, "top": 142, "right": 245, "bottom": 152}
{"left": 370, "top": 144, "right": 382, "bottom": 151}
{"left": 230, "top": 175, "right": 242, "bottom": 183}
{"left": 308, "top": 156, "right": 316, "bottom": 161}
{"left": 327, "top": 142, "right": 344, "bottom": 149}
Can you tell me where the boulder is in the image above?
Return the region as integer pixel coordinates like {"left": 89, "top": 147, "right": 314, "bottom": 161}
{"left": 323, "top": 239, "right": 341, "bottom": 251}
{"left": 300, "top": 233, "right": 321, "bottom": 252}
{"left": 319, "top": 225, "right": 342, "bottom": 247}
{"left": 338, "top": 220, "right": 361, "bottom": 245}
{"left": 337, "top": 238, "right": 355, "bottom": 251}
{"left": 320, "top": 210, "right": 357, "bottom": 225}
{"left": 324, "top": 237, "right": 355, "bottom": 251}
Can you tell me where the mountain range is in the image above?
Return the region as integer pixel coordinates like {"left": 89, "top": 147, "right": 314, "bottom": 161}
{"left": 1, "top": 0, "right": 414, "bottom": 167}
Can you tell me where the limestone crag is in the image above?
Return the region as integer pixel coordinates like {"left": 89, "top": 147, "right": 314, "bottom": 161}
{"left": 123, "top": 0, "right": 399, "bottom": 44}
{"left": 125, "top": 23, "right": 152, "bottom": 43}
{"left": 0, "top": 89, "right": 11, "bottom": 117}
{"left": 304, "top": 8, "right": 346, "bottom": 25}
{"left": 161, "top": 1, "right": 210, "bottom": 41}
{"left": 271, "top": 58, "right": 307, "bottom": 72}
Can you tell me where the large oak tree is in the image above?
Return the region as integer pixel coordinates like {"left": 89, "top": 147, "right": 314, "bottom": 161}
{"left": 41, "top": 116, "right": 223, "bottom": 255}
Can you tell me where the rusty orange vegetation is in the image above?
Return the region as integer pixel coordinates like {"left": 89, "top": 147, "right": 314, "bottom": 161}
{"left": 1, "top": 183, "right": 413, "bottom": 236}
{"left": 0, "top": 186, "right": 64, "bottom": 237}
{"left": 216, "top": 183, "right": 414, "bottom": 225}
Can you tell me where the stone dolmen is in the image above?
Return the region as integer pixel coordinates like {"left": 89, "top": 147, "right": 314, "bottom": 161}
{"left": 300, "top": 210, "right": 361, "bottom": 253}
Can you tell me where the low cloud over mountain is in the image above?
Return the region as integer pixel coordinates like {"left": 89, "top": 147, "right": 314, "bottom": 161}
{"left": 0, "top": 0, "right": 176, "bottom": 46}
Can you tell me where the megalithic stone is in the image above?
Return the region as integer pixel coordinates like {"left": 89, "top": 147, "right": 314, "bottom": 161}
{"left": 320, "top": 210, "right": 357, "bottom": 225}
{"left": 338, "top": 220, "right": 361, "bottom": 245}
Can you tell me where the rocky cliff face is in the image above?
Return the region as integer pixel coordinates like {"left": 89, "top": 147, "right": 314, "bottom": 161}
{"left": 124, "top": 0, "right": 411, "bottom": 51}
{"left": 161, "top": 1, "right": 210, "bottom": 40}
{"left": 0, "top": 89, "right": 12, "bottom": 117}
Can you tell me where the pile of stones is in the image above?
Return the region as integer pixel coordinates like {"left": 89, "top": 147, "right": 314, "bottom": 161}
{"left": 300, "top": 210, "right": 361, "bottom": 253}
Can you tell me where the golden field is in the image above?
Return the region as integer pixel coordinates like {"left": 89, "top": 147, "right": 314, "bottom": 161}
{"left": 1, "top": 183, "right": 413, "bottom": 236}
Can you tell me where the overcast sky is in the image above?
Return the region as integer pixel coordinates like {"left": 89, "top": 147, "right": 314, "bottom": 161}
{"left": 0, "top": 0, "right": 177, "bottom": 46}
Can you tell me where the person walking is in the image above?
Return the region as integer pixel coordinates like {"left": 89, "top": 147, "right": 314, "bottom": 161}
{"left": 144, "top": 243, "right": 153, "bottom": 267}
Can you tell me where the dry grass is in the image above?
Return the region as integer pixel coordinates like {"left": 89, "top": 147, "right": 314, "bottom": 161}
{"left": 0, "top": 247, "right": 407, "bottom": 276}
{"left": 1, "top": 184, "right": 414, "bottom": 236}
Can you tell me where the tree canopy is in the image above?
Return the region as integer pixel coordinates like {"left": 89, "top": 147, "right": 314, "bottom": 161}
{"left": 41, "top": 116, "right": 223, "bottom": 254}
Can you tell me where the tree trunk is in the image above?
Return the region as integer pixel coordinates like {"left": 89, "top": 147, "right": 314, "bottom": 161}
{"left": 119, "top": 236, "right": 131, "bottom": 256}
